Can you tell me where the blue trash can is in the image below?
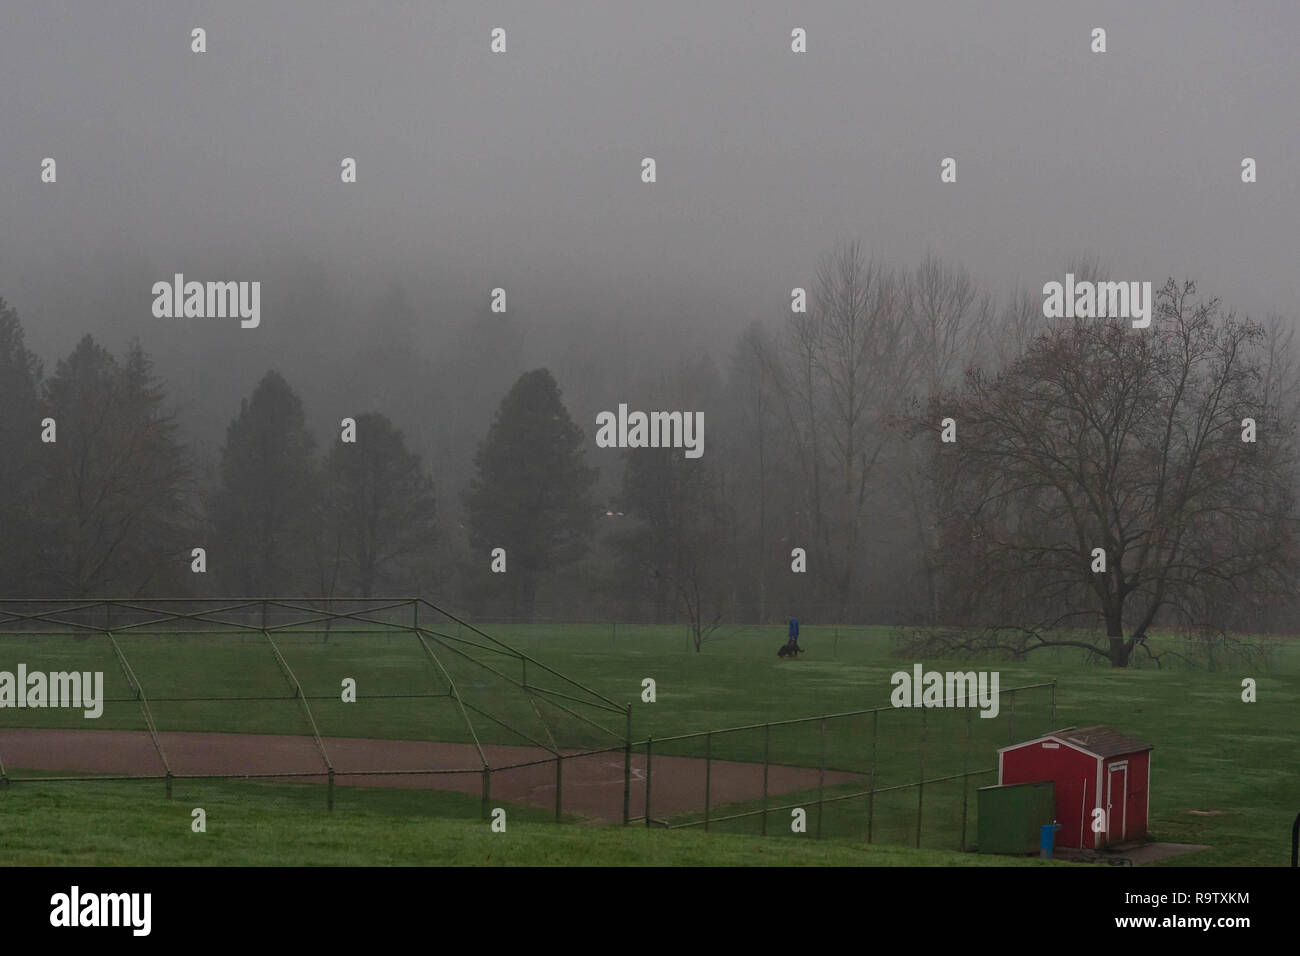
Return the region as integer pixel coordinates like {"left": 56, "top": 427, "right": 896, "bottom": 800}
{"left": 1040, "top": 822, "right": 1061, "bottom": 859}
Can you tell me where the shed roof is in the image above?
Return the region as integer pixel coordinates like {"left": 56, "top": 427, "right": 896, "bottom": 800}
{"left": 1038, "top": 725, "right": 1152, "bottom": 758}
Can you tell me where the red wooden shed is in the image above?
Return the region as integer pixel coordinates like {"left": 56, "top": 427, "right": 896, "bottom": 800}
{"left": 998, "top": 726, "right": 1152, "bottom": 850}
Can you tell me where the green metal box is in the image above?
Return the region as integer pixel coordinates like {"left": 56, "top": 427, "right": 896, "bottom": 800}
{"left": 976, "top": 781, "right": 1055, "bottom": 855}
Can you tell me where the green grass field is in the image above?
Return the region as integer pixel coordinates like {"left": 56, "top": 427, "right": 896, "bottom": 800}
{"left": 0, "top": 774, "right": 1063, "bottom": 866}
{"left": 1, "top": 622, "right": 1296, "bottom": 865}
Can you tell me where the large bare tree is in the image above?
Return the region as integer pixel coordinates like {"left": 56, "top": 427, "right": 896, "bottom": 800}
{"left": 923, "top": 280, "right": 1299, "bottom": 666}
{"left": 769, "top": 241, "right": 920, "bottom": 618}
{"left": 726, "top": 321, "right": 781, "bottom": 621}
{"left": 897, "top": 254, "right": 993, "bottom": 621}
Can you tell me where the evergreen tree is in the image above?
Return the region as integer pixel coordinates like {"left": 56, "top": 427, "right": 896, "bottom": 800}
{"left": 462, "top": 369, "right": 597, "bottom": 620}
{"left": 0, "top": 299, "right": 44, "bottom": 594}
{"left": 208, "top": 370, "right": 318, "bottom": 596}
{"left": 320, "top": 412, "right": 438, "bottom": 598}
{"left": 37, "top": 335, "right": 191, "bottom": 596}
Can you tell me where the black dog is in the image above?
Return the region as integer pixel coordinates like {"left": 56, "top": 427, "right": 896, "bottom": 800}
{"left": 777, "top": 642, "right": 803, "bottom": 658}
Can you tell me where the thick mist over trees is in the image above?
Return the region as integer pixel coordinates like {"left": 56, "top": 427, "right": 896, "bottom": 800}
{"left": 3, "top": 239, "right": 1297, "bottom": 668}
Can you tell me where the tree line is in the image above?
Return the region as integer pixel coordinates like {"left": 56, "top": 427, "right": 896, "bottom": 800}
{"left": 2, "top": 243, "right": 1297, "bottom": 667}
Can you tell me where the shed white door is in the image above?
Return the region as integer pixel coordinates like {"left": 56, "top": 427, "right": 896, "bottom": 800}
{"left": 1106, "top": 763, "right": 1128, "bottom": 844}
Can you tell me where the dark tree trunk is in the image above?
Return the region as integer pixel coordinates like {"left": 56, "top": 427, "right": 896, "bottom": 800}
{"left": 1106, "top": 621, "right": 1130, "bottom": 667}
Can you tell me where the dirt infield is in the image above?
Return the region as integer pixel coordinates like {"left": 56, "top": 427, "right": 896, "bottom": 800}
{"left": 0, "top": 729, "right": 861, "bottom": 822}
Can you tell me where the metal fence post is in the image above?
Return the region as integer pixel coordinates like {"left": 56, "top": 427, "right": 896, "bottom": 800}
{"left": 1051, "top": 679, "right": 1057, "bottom": 730}
{"left": 916, "top": 707, "right": 926, "bottom": 848}
{"left": 644, "top": 736, "right": 653, "bottom": 828}
{"left": 1008, "top": 688, "right": 1017, "bottom": 744}
{"left": 961, "top": 705, "right": 971, "bottom": 851}
{"left": 481, "top": 767, "right": 490, "bottom": 820}
{"left": 328, "top": 768, "right": 335, "bottom": 811}
{"left": 623, "top": 704, "right": 632, "bottom": 825}
{"left": 555, "top": 754, "right": 563, "bottom": 822}
{"left": 817, "top": 717, "right": 826, "bottom": 839}
{"left": 762, "top": 723, "right": 770, "bottom": 836}
{"left": 867, "top": 709, "right": 878, "bottom": 844}
{"left": 704, "top": 732, "right": 712, "bottom": 832}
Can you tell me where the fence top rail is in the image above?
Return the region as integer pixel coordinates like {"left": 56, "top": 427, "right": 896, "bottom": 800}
{"left": 0, "top": 599, "right": 417, "bottom": 636}
{"left": 0, "top": 599, "right": 270, "bottom": 633}
{"left": 0, "top": 597, "right": 627, "bottom": 713}
{"left": 0, "top": 598, "right": 418, "bottom": 629}
{"left": 643, "top": 681, "right": 1057, "bottom": 744}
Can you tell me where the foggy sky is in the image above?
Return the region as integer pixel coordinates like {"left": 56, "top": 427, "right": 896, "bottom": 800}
{"left": 2, "top": 0, "right": 1298, "bottom": 454}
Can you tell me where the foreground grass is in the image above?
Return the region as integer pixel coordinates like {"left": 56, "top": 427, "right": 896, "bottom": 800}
{"left": 0, "top": 777, "right": 1059, "bottom": 866}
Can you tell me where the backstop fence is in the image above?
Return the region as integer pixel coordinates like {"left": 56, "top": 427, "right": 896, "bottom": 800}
{"left": 0, "top": 598, "right": 630, "bottom": 818}
{"left": 0, "top": 598, "right": 1056, "bottom": 852}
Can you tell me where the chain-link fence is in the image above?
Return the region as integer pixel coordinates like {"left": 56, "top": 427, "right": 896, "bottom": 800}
{"left": 0, "top": 598, "right": 629, "bottom": 819}
{"left": 628, "top": 680, "right": 1057, "bottom": 851}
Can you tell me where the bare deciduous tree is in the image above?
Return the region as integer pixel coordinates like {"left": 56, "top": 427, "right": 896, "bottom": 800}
{"left": 727, "top": 321, "right": 781, "bottom": 621}
{"left": 922, "top": 280, "right": 1299, "bottom": 667}
{"left": 769, "top": 241, "right": 920, "bottom": 618}
{"left": 909, "top": 252, "right": 983, "bottom": 394}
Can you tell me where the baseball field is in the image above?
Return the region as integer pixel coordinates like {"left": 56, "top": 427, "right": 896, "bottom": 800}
{"left": 0, "top": 622, "right": 1295, "bottom": 866}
